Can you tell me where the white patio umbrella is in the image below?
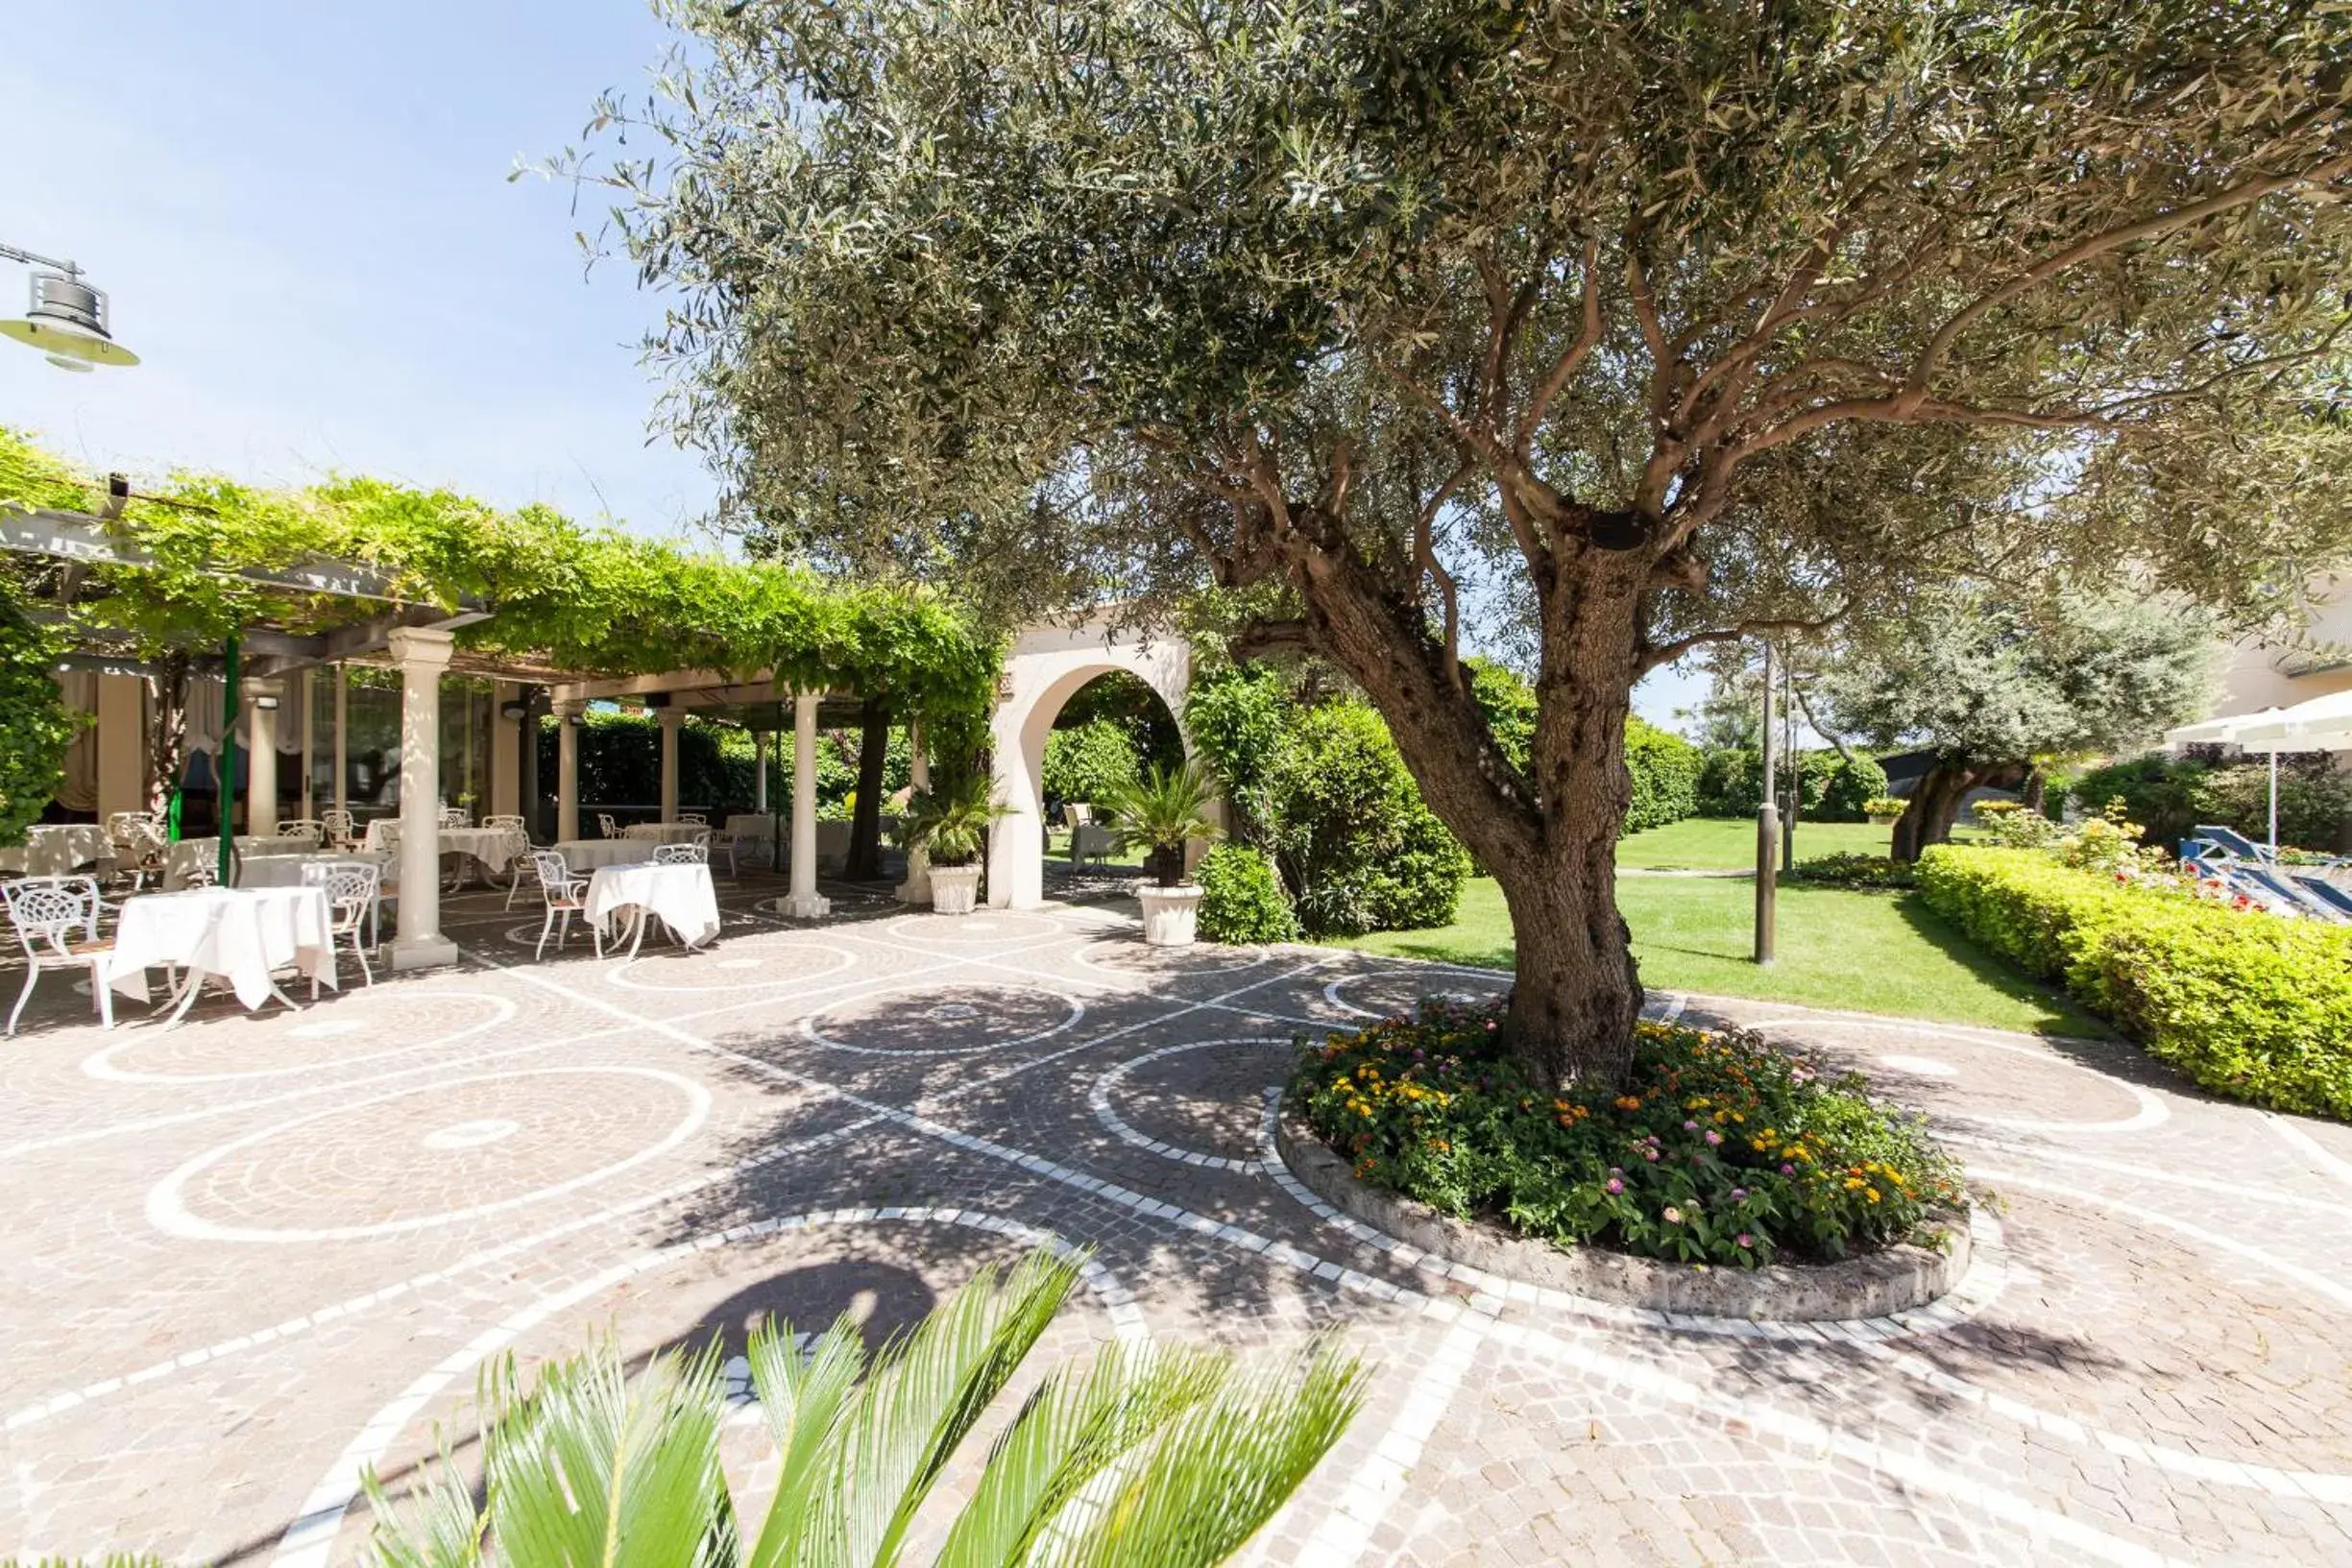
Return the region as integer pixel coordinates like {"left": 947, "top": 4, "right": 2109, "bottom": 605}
{"left": 2168, "top": 699, "right": 2348, "bottom": 855}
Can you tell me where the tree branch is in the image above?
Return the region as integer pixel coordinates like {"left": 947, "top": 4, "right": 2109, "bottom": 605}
{"left": 1515, "top": 236, "right": 1603, "bottom": 458}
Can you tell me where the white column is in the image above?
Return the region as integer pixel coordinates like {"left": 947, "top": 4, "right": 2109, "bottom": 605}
{"left": 95, "top": 673, "right": 146, "bottom": 823}
{"left": 490, "top": 681, "right": 521, "bottom": 819}
{"left": 332, "top": 665, "right": 349, "bottom": 820}
{"left": 895, "top": 721, "right": 932, "bottom": 905}
{"left": 388, "top": 628, "right": 459, "bottom": 972}
{"left": 786, "top": 690, "right": 830, "bottom": 918}
{"left": 246, "top": 677, "right": 281, "bottom": 837}
{"left": 987, "top": 688, "right": 1045, "bottom": 909}
{"left": 754, "top": 730, "right": 768, "bottom": 811}
{"left": 555, "top": 698, "right": 583, "bottom": 845}
{"left": 657, "top": 705, "right": 683, "bottom": 822}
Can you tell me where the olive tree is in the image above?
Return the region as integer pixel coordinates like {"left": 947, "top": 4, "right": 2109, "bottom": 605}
{"left": 1816, "top": 590, "right": 2215, "bottom": 859}
{"left": 575, "top": 0, "right": 2352, "bottom": 1085}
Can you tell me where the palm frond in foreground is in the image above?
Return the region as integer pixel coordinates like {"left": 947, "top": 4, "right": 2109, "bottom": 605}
{"left": 362, "top": 1248, "right": 1367, "bottom": 1568}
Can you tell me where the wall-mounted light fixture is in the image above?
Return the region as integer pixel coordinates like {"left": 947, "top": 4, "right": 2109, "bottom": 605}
{"left": 252, "top": 693, "right": 280, "bottom": 712}
{"left": 500, "top": 702, "right": 527, "bottom": 720}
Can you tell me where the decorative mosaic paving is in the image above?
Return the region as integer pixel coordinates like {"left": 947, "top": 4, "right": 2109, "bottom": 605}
{"left": 0, "top": 872, "right": 2348, "bottom": 1564}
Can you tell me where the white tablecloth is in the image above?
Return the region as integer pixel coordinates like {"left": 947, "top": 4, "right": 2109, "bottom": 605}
{"left": 165, "top": 836, "right": 311, "bottom": 887}
{"left": 621, "top": 822, "right": 710, "bottom": 844}
{"left": 363, "top": 821, "right": 524, "bottom": 870}
{"left": 0, "top": 824, "right": 116, "bottom": 877}
{"left": 235, "top": 851, "right": 392, "bottom": 889}
{"left": 722, "top": 814, "right": 777, "bottom": 841}
{"left": 553, "top": 837, "right": 657, "bottom": 871}
{"left": 107, "top": 886, "right": 335, "bottom": 1009}
{"left": 586, "top": 862, "right": 720, "bottom": 950}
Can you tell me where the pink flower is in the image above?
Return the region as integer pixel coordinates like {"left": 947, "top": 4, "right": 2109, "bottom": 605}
{"left": 1605, "top": 1177, "right": 1623, "bottom": 1194}
{"left": 1704, "top": 1129, "right": 1724, "bottom": 1146}
{"left": 1662, "top": 1206, "right": 1683, "bottom": 1223}
{"left": 1736, "top": 1232, "right": 1755, "bottom": 1248}
{"left": 1780, "top": 1163, "right": 1795, "bottom": 1175}
{"left": 1683, "top": 1120, "right": 1699, "bottom": 1131}
{"left": 1731, "top": 1187, "right": 1748, "bottom": 1201}
{"left": 1643, "top": 1146, "right": 1661, "bottom": 1162}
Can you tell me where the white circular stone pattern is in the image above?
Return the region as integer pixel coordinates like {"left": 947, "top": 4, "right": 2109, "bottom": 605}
{"left": 421, "top": 1119, "right": 521, "bottom": 1151}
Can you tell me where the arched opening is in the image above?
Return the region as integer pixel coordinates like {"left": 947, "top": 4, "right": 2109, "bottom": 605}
{"left": 1037, "top": 670, "right": 1184, "bottom": 882}
{"left": 985, "top": 618, "right": 1202, "bottom": 908}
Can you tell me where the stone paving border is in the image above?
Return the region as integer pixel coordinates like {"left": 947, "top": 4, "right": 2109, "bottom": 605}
{"left": 1273, "top": 1106, "right": 1970, "bottom": 1322}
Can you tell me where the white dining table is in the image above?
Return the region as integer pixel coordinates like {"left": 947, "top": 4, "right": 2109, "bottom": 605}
{"left": 235, "top": 850, "right": 392, "bottom": 889}
{"left": 0, "top": 824, "right": 116, "bottom": 878}
{"left": 620, "top": 822, "right": 710, "bottom": 844}
{"left": 585, "top": 861, "right": 720, "bottom": 957}
{"left": 363, "top": 822, "right": 525, "bottom": 885}
{"left": 107, "top": 885, "right": 335, "bottom": 1024}
{"left": 165, "top": 836, "right": 312, "bottom": 888}
{"left": 553, "top": 837, "right": 658, "bottom": 872}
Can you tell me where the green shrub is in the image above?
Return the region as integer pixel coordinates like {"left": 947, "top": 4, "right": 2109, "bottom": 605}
{"left": 1041, "top": 718, "right": 1140, "bottom": 807}
{"left": 0, "top": 590, "right": 78, "bottom": 844}
{"left": 2070, "top": 751, "right": 2352, "bottom": 853}
{"left": 1697, "top": 748, "right": 1883, "bottom": 821}
{"left": 1262, "top": 702, "right": 1470, "bottom": 936}
{"left": 1916, "top": 846, "right": 2352, "bottom": 1120}
{"left": 1195, "top": 843, "right": 1299, "bottom": 944}
{"left": 1782, "top": 854, "right": 1915, "bottom": 890}
{"left": 1624, "top": 718, "right": 1703, "bottom": 833}
{"left": 1290, "top": 1003, "right": 1964, "bottom": 1266}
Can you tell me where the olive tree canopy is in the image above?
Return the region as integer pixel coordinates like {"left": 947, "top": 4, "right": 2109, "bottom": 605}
{"left": 575, "top": 0, "right": 2352, "bottom": 1083}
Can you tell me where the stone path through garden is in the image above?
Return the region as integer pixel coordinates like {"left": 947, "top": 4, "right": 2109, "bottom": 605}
{"left": 0, "top": 873, "right": 2346, "bottom": 1564}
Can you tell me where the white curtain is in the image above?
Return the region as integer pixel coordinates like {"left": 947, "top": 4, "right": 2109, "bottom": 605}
{"left": 183, "top": 673, "right": 226, "bottom": 760}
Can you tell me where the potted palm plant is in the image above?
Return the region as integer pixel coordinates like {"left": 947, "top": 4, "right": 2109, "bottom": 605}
{"left": 899, "top": 772, "right": 1007, "bottom": 914}
{"left": 1106, "top": 760, "right": 1222, "bottom": 946}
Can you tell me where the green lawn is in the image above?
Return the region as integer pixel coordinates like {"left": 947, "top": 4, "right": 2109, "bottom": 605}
{"left": 1332, "top": 871, "right": 2104, "bottom": 1038}
{"left": 1614, "top": 814, "right": 1894, "bottom": 869}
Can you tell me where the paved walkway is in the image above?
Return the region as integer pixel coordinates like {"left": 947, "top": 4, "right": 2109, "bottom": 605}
{"left": 2, "top": 872, "right": 2349, "bottom": 1564}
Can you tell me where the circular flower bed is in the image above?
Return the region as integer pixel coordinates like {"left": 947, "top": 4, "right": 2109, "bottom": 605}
{"left": 1289, "top": 1001, "right": 1963, "bottom": 1269}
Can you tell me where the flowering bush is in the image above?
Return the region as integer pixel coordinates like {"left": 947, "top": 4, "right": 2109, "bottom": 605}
{"left": 1288, "top": 1002, "right": 1962, "bottom": 1267}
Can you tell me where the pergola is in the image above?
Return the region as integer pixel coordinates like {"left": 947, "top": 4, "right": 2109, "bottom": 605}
{"left": 4, "top": 499, "right": 890, "bottom": 970}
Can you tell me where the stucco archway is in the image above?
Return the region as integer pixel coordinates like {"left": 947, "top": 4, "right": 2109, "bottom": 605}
{"left": 986, "top": 614, "right": 1200, "bottom": 908}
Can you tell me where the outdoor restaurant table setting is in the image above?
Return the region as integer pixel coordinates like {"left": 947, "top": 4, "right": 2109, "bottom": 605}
{"left": 234, "top": 850, "right": 394, "bottom": 889}
{"left": 553, "top": 837, "right": 658, "bottom": 872}
{"left": 106, "top": 883, "right": 336, "bottom": 1024}
{"left": 164, "top": 835, "right": 312, "bottom": 887}
{"left": 620, "top": 822, "right": 710, "bottom": 844}
{"left": 584, "top": 860, "right": 720, "bottom": 958}
{"left": 364, "top": 819, "right": 526, "bottom": 885}
{"left": 0, "top": 824, "right": 117, "bottom": 878}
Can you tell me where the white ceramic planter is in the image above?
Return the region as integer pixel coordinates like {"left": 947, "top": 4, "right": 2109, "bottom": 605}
{"left": 929, "top": 864, "right": 982, "bottom": 915}
{"left": 1138, "top": 883, "right": 1202, "bottom": 947}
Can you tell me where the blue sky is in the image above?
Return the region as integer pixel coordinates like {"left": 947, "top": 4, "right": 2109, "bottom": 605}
{"left": 0, "top": 2, "right": 709, "bottom": 535}
{"left": 0, "top": 0, "right": 1705, "bottom": 728}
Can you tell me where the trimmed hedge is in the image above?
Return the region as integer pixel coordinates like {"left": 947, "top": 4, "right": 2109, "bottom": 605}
{"left": 1697, "top": 748, "right": 1888, "bottom": 821}
{"left": 1624, "top": 718, "right": 1703, "bottom": 834}
{"left": 1916, "top": 846, "right": 2352, "bottom": 1120}
{"left": 1195, "top": 843, "right": 1298, "bottom": 944}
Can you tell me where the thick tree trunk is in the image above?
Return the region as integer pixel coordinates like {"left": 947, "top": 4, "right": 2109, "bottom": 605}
{"left": 1890, "top": 758, "right": 2029, "bottom": 860}
{"left": 1287, "top": 531, "right": 1647, "bottom": 1088}
{"left": 845, "top": 697, "right": 889, "bottom": 881}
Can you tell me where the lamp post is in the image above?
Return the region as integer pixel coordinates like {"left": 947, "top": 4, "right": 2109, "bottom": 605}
{"left": 0, "top": 241, "right": 139, "bottom": 371}
{"left": 1754, "top": 644, "right": 1780, "bottom": 965}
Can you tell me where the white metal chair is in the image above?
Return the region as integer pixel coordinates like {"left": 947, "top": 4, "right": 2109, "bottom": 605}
{"left": 320, "top": 808, "right": 359, "bottom": 851}
{"left": 677, "top": 811, "right": 709, "bottom": 826}
{"left": 504, "top": 841, "right": 549, "bottom": 909}
{"left": 482, "top": 813, "right": 526, "bottom": 832}
{"left": 112, "top": 818, "right": 171, "bottom": 894}
{"left": 597, "top": 812, "right": 621, "bottom": 839}
{"left": 180, "top": 860, "right": 219, "bottom": 890}
{"left": 709, "top": 826, "right": 750, "bottom": 876}
{"left": 3, "top": 876, "right": 116, "bottom": 1036}
{"left": 652, "top": 839, "right": 709, "bottom": 865}
{"left": 528, "top": 850, "right": 602, "bottom": 960}
{"left": 301, "top": 858, "right": 382, "bottom": 998}
{"left": 277, "top": 818, "right": 325, "bottom": 846}
{"left": 438, "top": 806, "right": 470, "bottom": 829}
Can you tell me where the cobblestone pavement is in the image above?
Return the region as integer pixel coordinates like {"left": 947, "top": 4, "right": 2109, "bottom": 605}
{"left": 3, "top": 868, "right": 2350, "bottom": 1565}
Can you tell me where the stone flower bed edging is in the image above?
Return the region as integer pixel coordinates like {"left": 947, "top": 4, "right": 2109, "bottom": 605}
{"left": 1274, "top": 1109, "right": 1969, "bottom": 1322}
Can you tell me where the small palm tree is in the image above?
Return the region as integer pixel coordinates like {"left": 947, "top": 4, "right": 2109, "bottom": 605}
{"left": 899, "top": 772, "right": 1012, "bottom": 868}
{"left": 361, "top": 1249, "right": 1364, "bottom": 1568}
{"left": 1103, "top": 762, "right": 1221, "bottom": 887}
